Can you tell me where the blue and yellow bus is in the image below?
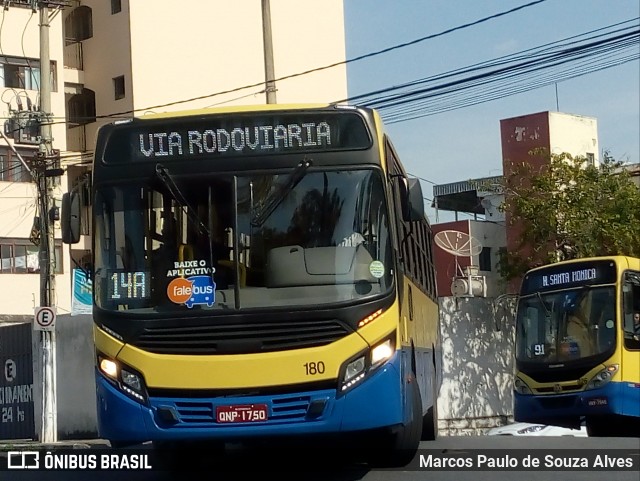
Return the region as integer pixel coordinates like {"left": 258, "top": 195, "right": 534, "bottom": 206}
{"left": 62, "top": 104, "right": 440, "bottom": 465}
{"left": 514, "top": 256, "right": 640, "bottom": 436}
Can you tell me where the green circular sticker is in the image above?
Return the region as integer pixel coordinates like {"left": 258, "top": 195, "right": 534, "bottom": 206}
{"left": 369, "top": 261, "right": 385, "bottom": 278}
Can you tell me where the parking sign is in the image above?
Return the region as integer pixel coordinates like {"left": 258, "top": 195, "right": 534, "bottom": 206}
{"left": 34, "top": 307, "right": 56, "bottom": 331}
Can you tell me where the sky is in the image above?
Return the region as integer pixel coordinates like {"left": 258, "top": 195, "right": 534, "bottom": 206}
{"left": 343, "top": 0, "right": 640, "bottom": 223}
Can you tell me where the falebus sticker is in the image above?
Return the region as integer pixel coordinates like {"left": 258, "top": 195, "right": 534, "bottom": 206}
{"left": 167, "top": 275, "right": 216, "bottom": 308}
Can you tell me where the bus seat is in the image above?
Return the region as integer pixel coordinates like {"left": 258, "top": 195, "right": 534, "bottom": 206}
{"left": 265, "top": 245, "right": 377, "bottom": 288}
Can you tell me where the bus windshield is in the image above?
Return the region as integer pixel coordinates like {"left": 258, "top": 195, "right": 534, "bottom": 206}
{"left": 93, "top": 168, "right": 393, "bottom": 313}
{"left": 515, "top": 286, "right": 617, "bottom": 364}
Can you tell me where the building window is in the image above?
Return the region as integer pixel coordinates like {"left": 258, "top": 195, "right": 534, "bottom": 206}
{"left": 111, "top": 0, "right": 122, "bottom": 14}
{"left": 586, "top": 152, "right": 595, "bottom": 166}
{"left": 1, "top": 57, "right": 57, "bottom": 92}
{"left": 67, "top": 88, "right": 97, "bottom": 125}
{"left": 113, "top": 75, "right": 125, "bottom": 100}
{"left": 0, "top": 239, "right": 63, "bottom": 274}
{"left": 479, "top": 246, "right": 492, "bottom": 272}
{"left": 0, "top": 150, "right": 32, "bottom": 183}
{"left": 65, "top": 6, "right": 93, "bottom": 42}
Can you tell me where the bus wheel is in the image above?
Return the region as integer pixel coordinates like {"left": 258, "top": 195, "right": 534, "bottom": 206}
{"left": 586, "top": 417, "right": 611, "bottom": 437}
{"left": 421, "top": 373, "right": 439, "bottom": 441}
{"left": 370, "top": 377, "right": 422, "bottom": 468}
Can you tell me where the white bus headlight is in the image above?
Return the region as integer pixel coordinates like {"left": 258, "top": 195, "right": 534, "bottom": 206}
{"left": 371, "top": 338, "right": 394, "bottom": 367}
{"left": 121, "top": 369, "right": 143, "bottom": 392}
{"left": 120, "top": 368, "right": 146, "bottom": 402}
{"left": 344, "top": 356, "right": 366, "bottom": 383}
{"left": 99, "top": 357, "right": 118, "bottom": 379}
{"left": 97, "top": 353, "right": 148, "bottom": 403}
{"left": 339, "top": 334, "right": 396, "bottom": 394}
{"left": 514, "top": 377, "right": 532, "bottom": 395}
{"left": 586, "top": 364, "right": 618, "bottom": 391}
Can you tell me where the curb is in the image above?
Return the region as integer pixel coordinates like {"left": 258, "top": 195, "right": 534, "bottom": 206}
{"left": 0, "top": 440, "right": 111, "bottom": 450}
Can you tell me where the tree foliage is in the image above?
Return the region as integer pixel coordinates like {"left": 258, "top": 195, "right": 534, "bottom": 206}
{"left": 498, "top": 150, "right": 640, "bottom": 280}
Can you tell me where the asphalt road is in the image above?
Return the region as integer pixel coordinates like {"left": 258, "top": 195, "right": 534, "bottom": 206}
{"left": 1, "top": 435, "right": 639, "bottom": 481}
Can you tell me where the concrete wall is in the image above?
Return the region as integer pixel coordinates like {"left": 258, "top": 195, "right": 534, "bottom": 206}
{"left": 437, "top": 296, "right": 517, "bottom": 436}
{"left": 469, "top": 220, "right": 507, "bottom": 297}
{"left": 54, "top": 314, "right": 97, "bottom": 439}
{"left": 29, "top": 314, "right": 97, "bottom": 440}
{"left": 548, "top": 111, "right": 599, "bottom": 161}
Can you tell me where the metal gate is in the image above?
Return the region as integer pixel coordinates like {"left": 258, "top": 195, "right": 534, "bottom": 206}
{"left": 0, "top": 323, "right": 35, "bottom": 440}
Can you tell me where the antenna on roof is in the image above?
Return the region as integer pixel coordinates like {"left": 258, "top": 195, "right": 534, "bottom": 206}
{"left": 434, "top": 230, "right": 486, "bottom": 297}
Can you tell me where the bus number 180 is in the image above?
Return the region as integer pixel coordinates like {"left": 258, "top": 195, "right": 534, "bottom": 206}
{"left": 303, "top": 361, "right": 325, "bottom": 375}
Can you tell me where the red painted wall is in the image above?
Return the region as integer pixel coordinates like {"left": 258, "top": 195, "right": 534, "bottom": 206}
{"left": 500, "top": 111, "right": 552, "bottom": 293}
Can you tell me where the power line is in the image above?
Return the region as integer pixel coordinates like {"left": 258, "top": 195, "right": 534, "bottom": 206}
{"left": 345, "top": 18, "right": 639, "bottom": 105}
{"left": 371, "top": 26, "right": 638, "bottom": 110}
{"left": 64, "top": 0, "right": 549, "bottom": 121}
{"left": 360, "top": 23, "right": 640, "bottom": 124}
{"left": 9, "top": 15, "right": 636, "bottom": 136}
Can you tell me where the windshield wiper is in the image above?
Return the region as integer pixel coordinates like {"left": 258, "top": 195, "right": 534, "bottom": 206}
{"left": 536, "top": 291, "right": 552, "bottom": 318}
{"left": 573, "top": 284, "right": 592, "bottom": 308}
{"left": 155, "top": 164, "right": 209, "bottom": 236}
{"left": 250, "top": 159, "right": 312, "bottom": 227}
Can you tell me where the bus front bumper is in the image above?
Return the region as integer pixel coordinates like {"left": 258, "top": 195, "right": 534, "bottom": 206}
{"left": 96, "top": 356, "right": 405, "bottom": 444}
{"left": 514, "top": 381, "right": 639, "bottom": 425}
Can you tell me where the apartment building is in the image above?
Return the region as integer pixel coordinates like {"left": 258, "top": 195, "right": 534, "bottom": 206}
{"left": 0, "top": 3, "right": 69, "bottom": 317}
{"left": 1, "top": 0, "right": 348, "bottom": 318}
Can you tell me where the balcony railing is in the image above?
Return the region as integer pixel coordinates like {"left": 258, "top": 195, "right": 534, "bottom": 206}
{"left": 63, "top": 40, "right": 83, "bottom": 70}
{"left": 65, "top": 124, "right": 86, "bottom": 152}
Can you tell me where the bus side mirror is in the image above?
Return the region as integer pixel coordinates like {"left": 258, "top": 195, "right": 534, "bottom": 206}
{"left": 61, "top": 191, "right": 81, "bottom": 244}
{"left": 399, "top": 177, "right": 425, "bottom": 222}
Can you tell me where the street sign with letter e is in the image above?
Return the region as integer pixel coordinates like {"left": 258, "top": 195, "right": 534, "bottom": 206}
{"left": 34, "top": 306, "right": 56, "bottom": 331}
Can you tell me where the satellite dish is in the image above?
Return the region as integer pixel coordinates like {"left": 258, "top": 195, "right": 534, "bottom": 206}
{"left": 434, "top": 230, "right": 484, "bottom": 284}
{"left": 480, "top": 198, "right": 493, "bottom": 209}
{"left": 434, "top": 230, "right": 483, "bottom": 257}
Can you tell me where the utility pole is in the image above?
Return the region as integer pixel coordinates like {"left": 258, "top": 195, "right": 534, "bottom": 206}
{"left": 37, "top": 1, "right": 58, "bottom": 443}
{"left": 261, "top": 0, "right": 277, "bottom": 104}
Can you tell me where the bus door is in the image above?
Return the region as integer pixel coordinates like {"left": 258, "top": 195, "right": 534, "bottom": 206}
{"left": 621, "top": 271, "right": 640, "bottom": 416}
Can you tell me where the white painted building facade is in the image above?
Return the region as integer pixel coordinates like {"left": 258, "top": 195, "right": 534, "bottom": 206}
{"left": 1, "top": 0, "right": 348, "bottom": 319}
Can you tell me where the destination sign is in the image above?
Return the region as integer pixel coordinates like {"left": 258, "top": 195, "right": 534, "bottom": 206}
{"left": 107, "top": 270, "right": 150, "bottom": 301}
{"left": 521, "top": 260, "right": 617, "bottom": 295}
{"left": 102, "top": 112, "right": 371, "bottom": 163}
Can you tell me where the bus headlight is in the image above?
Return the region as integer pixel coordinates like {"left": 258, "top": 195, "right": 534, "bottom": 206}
{"left": 339, "top": 334, "right": 396, "bottom": 394}
{"left": 514, "top": 377, "right": 532, "bottom": 395}
{"left": 371, "top": 338, "right": 394, "bottom": 367}
{"left": 341, "top": 356, "right": 366, "bottom": 392}
{"left": 97, "top": 353, "right": 148, "bottom": 403}
{"left": 99, "top": 358, "right": 118, "bottom": 379}
{"left": 585, "top": 364, "right": 618, "bottom": 391}
{"left": 121, "top": 369, "right": 146, "bottom": 401}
